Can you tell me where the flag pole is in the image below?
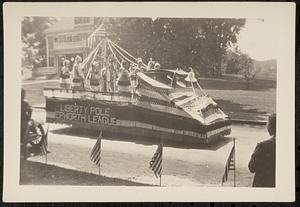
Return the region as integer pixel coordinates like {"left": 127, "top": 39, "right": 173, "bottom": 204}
{"left": 160, "top": 139, "right": 163, "bottom": 187}
{"left": 159, "top": 174, "right": 161, "bottom": 186}
{"left": 45, "top": 125, "right": 49, "bottom": 165}
{"left": 233, "top": 137, "right": 236, "bottom": 187}
{"left": 45, "top": 151, "right": 47, "bottom": 164}
{"left": 99, "top": 130, "right": 102, "bottom": 176}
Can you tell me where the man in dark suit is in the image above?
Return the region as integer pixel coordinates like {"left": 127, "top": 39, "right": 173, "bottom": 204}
{"left": 248, "top": 113, "right": 276, "bottom": 187}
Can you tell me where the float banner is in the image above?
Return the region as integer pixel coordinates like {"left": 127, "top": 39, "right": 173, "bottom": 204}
{"left": 49, "top": 100, "right": 117, "bottom": 125}
{"left": 45, "top": 98, "right": 231, "bottom": 133}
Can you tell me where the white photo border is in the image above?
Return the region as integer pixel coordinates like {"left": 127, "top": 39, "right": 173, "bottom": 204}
{"left": 3, "top": 2, "right": 295, "bottom": 202}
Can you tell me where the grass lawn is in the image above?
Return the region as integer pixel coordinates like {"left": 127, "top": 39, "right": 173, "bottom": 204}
{"left": 20, "top": 159, "right": 149, "bottom": 186}
{"left": 207, "top": 88, "right": 275, "bottom": 121}
{"left": 201, "top": 78, "right": 276, "bottom": 121}
{"left": 22, "top": 78, "right": 276, "bottom": 122}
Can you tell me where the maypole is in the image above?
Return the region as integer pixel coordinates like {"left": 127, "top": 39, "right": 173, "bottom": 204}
{"left": 84, "top": 42, "right": 102, "bottom": 82}
{"left": 109, "top": 40, "right": 147, "bottom": 68}
{"left": 107, "top": 40, "right": 122, "bottom": 66}
{"left": 109, "top": 41, "right": 137, "bottom": 66}
{"left": 104, "top": 38, "right": 107, "bottom": 64}
{"left": 83, "top": 23, "right": 149, "bottom": 78}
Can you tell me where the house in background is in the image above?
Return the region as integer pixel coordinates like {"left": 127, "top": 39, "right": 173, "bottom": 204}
{"left": 42, "top": 17, "right": 99, "bottom": 74}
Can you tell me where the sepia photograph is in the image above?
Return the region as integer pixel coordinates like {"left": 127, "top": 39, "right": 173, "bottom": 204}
{"left": 3, "top": 2, "right": 295, "bottom": 202}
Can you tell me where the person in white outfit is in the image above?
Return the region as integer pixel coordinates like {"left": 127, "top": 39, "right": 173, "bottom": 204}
{"left": 59, "top": 59, "right": 71, "bottom": 89}
{"left": 185, "top": 67, "right": 197, "bottom": 88}
{"left": 88, "top": 61, "right": 101, "bottom": 91}
{"left": 117, "top": 65, "right": 131, "bottom": 93}
{"left": 72, "top": 56, "right": 85, "bottom": 90}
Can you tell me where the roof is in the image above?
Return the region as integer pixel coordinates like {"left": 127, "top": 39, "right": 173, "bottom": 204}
{"left": 44, "top": 17, "right": 95, "bottom": 35}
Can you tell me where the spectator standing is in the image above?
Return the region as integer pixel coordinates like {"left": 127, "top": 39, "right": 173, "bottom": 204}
{"left": 248, "top": 113, "right": 276, "bottom": 187}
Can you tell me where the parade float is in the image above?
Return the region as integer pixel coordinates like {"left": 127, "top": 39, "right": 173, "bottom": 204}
{"left": 43, "top": 25, "right": 231, "bottom": 143}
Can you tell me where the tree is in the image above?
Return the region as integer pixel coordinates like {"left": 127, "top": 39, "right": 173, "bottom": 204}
{"left": 22, "top": 17, "right": 57, "bottom": 69}
{"left": 199, "top": 19, "right": 246, "bottom": 76}
{"left": 102, "top": 18, "right": 246, "bottom": 77}
{"left": 225, "top": 49, "right": 242, "bottom": 74}
{"left": 237, "top": 53, "right": 261, "bottom": 89}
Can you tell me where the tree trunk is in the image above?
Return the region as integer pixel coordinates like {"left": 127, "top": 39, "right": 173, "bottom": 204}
{"left": 246, "top": 80, "right": 250, "bottom": 90}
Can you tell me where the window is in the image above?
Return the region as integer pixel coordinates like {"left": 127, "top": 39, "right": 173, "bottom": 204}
{"left": 67, "top": 36, "right": 72, "bottom": 42}
{"left": 54, "top": 35, "right": 82, "bottom": 43}
{"left": 49, "top": 56, "right": 55, "bottom": 67}
{"left": 72, "top": 35, "right": 81, "bottom": 42}
{"left": 74, "top": 17, "right": 90, "bottom": 25}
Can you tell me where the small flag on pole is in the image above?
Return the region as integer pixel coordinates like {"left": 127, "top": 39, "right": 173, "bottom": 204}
{"left": 90, "top": 131, "right": 102, "bottom": 167}
{"left": 149, "top": 143, "right": 163, "bottom": 180}
{"left": 221, "top": 138, "right": 236, "bottom": 186}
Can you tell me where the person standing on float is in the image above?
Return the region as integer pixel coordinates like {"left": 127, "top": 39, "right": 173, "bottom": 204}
{"left": 185, "top": 67, "right": 197, "bottom": 88}
{"left": 154, "top": 62, "right": 161, "bottom": 70}
{"left": 105, "top": 61, "right": 112, "bottom": 92}
{"left": 117, "top": 61, "right": 131, "bottom": 93}
{"left": 88, "top": 61, "right": 101, "bottom": 91}
{"left": 59, "top": 59, "right": 71, "bottom": 89}
{"left": 136, "top": 57, "right": 144, "bottom": 72}
{"left": 99, "top": 61, "right": 106, "bottom": 92}
{"left": 129, "top": 63, "right": 138, "bottom": 93}
{"left": 147, "top": 58, "right": 155, "bottom": 70}
{"left": 109, "top": 58, "right": 118, "bottom": 92}
{"left": 100, "top": 61, "right": 111, "bottom": 92}
{"left": 72, "top": 56, "right": 85, "bottom": 90}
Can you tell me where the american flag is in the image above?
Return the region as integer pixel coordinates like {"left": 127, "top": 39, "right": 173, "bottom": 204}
{"left": 40, "top": 126, "right": 49, "bottom": 155}
{"left": 90, "top": 131, "right": 102, "bottom": 167}
{"left": 221, "top": 139, "right": 236, "bottom": 185}
{"left": 149, "top": 143, "right": 163, "bottom": 178}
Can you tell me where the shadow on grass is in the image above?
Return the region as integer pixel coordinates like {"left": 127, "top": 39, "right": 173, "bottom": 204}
{"left": 215, "top": 99, "right": 268, "bottom": 121}
{"left": 50, "top": 127, "right": 234, "bottom": 151}
{"left": 20, "top": 160, "right": 150, "bottom": 186}
{"left": 200, "top": 79, "right": 276, "bottom": 91}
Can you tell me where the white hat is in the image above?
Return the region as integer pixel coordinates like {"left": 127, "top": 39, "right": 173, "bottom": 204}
{"left": 137, "top": 57, "right": 143, "bottom": 64}
{"left": 63, "top": 59, "right": 70, "bottom": 66}
{"left": 154, "top": 62, "right": 161, "bottom": 69}
{"left": 185, "top": 70, "right": 197, "bottom": 82}
{"left": 75, "top": 55, "right": 82, "bottom": 62}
